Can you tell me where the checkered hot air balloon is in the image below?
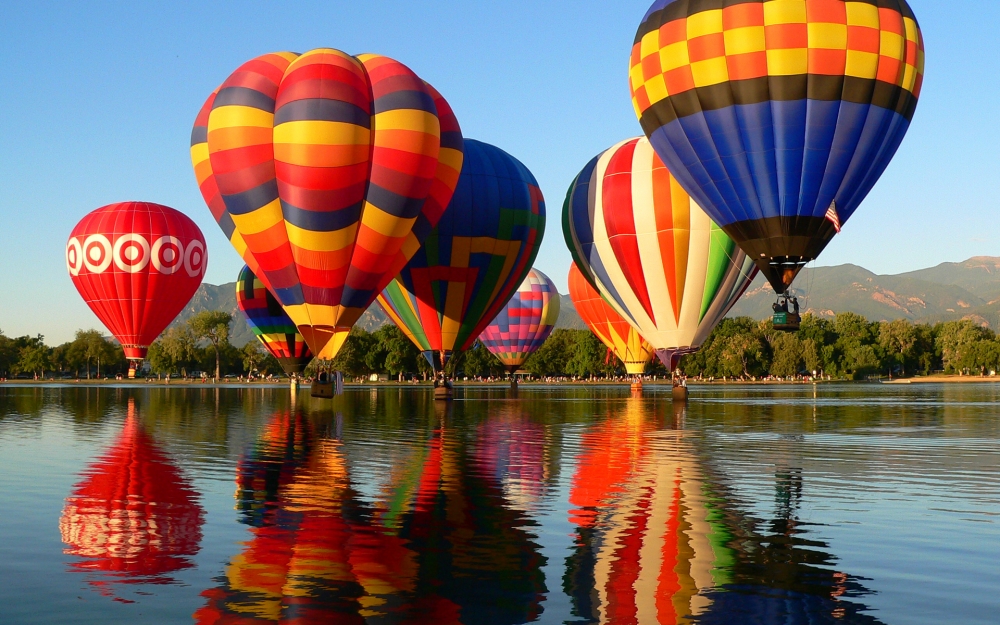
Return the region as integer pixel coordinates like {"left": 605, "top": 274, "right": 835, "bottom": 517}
{"left": 66, "top": 202, "right": 207, "bottom": 361}
{"left": 236, "top": 265, "right": 313, "bottom": 376}
{"left": 191, "top": 50, "right": 464, "bottom": 360}
{"left": 630, "top": 0, "right": 924, "bottom": 293}
{"left": 564, "top": 137, "right": 757, "bottom": 371}
{"left": 567, "top": 263, "right": 654, "bottom": 376}
{"left": 377, "top": 139, "right": 545, "bottom": 369}
{"left": 479, "top": 269, "right": 560, "bottom": 374}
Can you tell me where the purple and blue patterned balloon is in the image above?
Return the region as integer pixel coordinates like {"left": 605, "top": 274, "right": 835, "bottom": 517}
{"left": 479, "top": 269, "right": 560, "bottom": 373}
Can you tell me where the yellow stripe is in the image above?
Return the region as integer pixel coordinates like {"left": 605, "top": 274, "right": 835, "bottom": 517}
{"left": 686, "top": 9, "right": 723, "bottom": 39}
{"left": 763, "top": 0, "right": 806, "bottom": 26}
{"left": 845, "top": 2, "right": 880, "bottom": 28}
{"left": 273, "top": 121, "right": 370, "bottom": 146}
{"left": 373, "top": 109, "right": 439, "bottom": 133}
{"left": 360, "top": 204, "right": 416, "bottom": 238}
{"left": 208, "top": 105, "right": 274, "bottom": 131}
{"left": 230, "top": 199, "right": 284, "bottom": 235}
{"left": 286, "top": 222, "right": 357, "bottom": 252}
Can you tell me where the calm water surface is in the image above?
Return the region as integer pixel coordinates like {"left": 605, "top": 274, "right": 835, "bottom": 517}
{"left": 0, "top": 384, "right": 997, "bottom": 624}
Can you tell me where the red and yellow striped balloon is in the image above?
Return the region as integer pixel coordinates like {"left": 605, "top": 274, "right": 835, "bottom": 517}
{"left": 191, "top": 50, "right": 463, "bottom": 359}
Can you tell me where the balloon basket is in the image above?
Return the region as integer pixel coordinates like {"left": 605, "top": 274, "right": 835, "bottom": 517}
{"left": 290, "top": 378, "right": 298, "bottom": 393}
{"left": 510, "top": 378, "right": 518, "bottom": 390}
{"left": 630, "top": 381, "right": 643, "bottom": 393}
{"left": 672, "top": 385, "right": 689, "bottom": 402}
{"left": 434, "top": 386, "right": 453, "bottom": 401}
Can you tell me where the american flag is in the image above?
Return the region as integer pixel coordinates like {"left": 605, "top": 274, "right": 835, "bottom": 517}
{"left": 825, "top": 201, "right": 841, "bottom": 233}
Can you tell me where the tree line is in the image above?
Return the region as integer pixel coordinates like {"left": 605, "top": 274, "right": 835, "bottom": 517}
{"left": 5, "top": 311, "right": 1000, "bottom": 381}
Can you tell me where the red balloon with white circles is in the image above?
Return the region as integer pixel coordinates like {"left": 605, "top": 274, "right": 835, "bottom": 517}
{"left": 66, "top": 202, "right": 207, "bottom": 360}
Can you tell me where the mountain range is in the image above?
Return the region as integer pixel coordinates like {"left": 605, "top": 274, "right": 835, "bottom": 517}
{"left": 179, "top": 256, "right": 1000, "bottom": 347}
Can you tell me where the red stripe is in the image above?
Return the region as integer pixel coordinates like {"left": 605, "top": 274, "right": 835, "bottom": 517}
{"left": 602, "top": 140, "right": 656, "bottom": 324}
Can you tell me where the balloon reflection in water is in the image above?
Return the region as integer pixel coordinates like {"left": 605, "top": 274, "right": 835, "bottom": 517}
{"left": 566, "top": 398, "right": 886, "bottom": 624}
{"left": 59, "top": 399, "right": 204, "bottom": 598}
{"left": 196, "top": 408, "right": 545, "bottom": 624}
{"left": 471, "top": 408, "right": 549, "bottom": 512}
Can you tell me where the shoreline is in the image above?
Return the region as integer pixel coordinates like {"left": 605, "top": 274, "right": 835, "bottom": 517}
{"left": 2, "top": 376, "right": 998, "bottom": 389}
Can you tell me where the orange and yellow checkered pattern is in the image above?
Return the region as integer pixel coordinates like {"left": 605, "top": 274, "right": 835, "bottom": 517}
{"left": 630, "top": 0, "right": 924, "bottom": 118}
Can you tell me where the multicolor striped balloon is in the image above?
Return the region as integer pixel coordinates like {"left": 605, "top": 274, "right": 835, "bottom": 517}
{"left": 377, "top": 139, "right": 545, "bottom": 367}
{"left": 479, "top": 269, "right": 560, "bottom": 374}
{"left": 631, "top": 0, "right": 924, "bottom": 292}
{"left": 564, "top": 137, "right": 757, "bottom": 370}
{"left": 236, "top": 265, "right": 313, "bottom": 376}
{"left": 191, "top": 50, "right": 464, "bottom": 359}
{"left": 567, "top": 263, "right": 654, "bottom": 376}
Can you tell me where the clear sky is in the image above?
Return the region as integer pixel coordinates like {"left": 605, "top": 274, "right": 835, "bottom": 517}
{"left": 0, "top": 0, "right": 995, "bottom": 343}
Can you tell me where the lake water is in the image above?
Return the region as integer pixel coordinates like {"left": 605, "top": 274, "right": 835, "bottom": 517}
{"left": 0, "top": 383, "right": 997, "bottom": 624}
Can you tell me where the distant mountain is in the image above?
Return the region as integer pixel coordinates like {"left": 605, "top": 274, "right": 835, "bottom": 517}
{"left": 177, "top": 256, "right": 1000, "bottom": 343}
{"left": 728, "top": 264, "right": 987, "bottom": 322}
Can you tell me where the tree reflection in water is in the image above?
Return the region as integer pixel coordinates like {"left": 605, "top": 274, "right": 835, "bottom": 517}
{"left": 59, "top": 398, "right": 204, "bottom": 602}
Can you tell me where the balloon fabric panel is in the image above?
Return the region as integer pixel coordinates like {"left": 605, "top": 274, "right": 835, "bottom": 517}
{"left": 567, "top": 263, "right": 654, "bottom": 376}
{"left": 631, "top": 0, "right": 923, "bottom": 292}
{"left": 236, "top": 265, "right": 314, "bottom": 375}
{"left": 563, "top": 137, "right": 757, "bottom": 370}
{"left": 479, "top": 269, "right": 560, "bottom": 372}
{"left": 67, "top": 202, "right": 207, "bottom": 360}
{"left": 377, "top": 139, "right": 545, "bottom": 360}
{"left": 195, "top": 50, "right": 463, "bottom": 359}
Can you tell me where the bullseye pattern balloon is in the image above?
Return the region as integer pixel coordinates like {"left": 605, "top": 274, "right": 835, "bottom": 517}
{"left": 67, "top": 202, "right": 207, "bottom": 360}
{"left": 191, "top": 49, "right": 464, "bottom": 359}
{"left": 631, "top": 0, "right": 924, "bottom": 292}
{"left": 564, "top": 137, "right": 757, "bottom": 371}
{"left": 236, "top": 265, "right": 313, "bottom": 376}
{"left": 479, "top": 269, "right": 560, "bottom": 373}
{"left": 377, "top": 139, "right": 545, "bottom": 368}
{"left": 567, "top": 263, "right": 654, "bottom": 376}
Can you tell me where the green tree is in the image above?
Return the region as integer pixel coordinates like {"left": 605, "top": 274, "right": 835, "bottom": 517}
{"left": 935, "top": 320, "right": 991, "bottom": 374}
{"left": 241, "top": 341, "right": 265, "bottom": 376}
{"left": 14, "top": 336, "right": 50, "bottom": 377}
{"left": 523, "top": 329, "right": 580, "bottom": 377}
{"left": 770, "top": 332, "right": 804, "bottom": 377}
{"left": 565, "top": 332, "right": 615, "bottom": 378}
{"left": 331, "top": 327, "right": 376, "bottom": 379}
{"left": 879, "top": 319, "right": 918, "bottom": 377}
{"left": 157, "top": 326, "right": 198, "bottom": 375}
{"left": 460, "top": 341, "right": 505, "bottom": 378}
{"left": 188, "top": 311, "right": 233, "bottom": 380}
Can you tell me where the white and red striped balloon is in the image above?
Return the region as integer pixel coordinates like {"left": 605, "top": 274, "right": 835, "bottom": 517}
{"left": 563, "top": 137, "right": 757, "bottom": 370}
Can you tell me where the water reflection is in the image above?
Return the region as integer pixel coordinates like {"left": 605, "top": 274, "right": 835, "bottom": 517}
{"left": 196, "top": 404, "right": 546, "bottom": 624}
{"left": 59, "top": 398, "right": 204, "bottom": 600}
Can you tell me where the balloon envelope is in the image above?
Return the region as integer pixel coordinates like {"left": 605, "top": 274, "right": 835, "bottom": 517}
{"left": 377, "top": 139, "right": 545, "bottom": 366}
{"left": 630, "top": 0, "right": 924, "bottom": 292}
{"left": 236, "top": 265, "right": 313, "bottom": 376}
{"left": 192, "top": 49, "right": 464, "bottom": 358}
{"left": 66, "top": 202, "right": 207, "bottom": 360}
{"left": 568, "top": 263, "right": 654, "bottom": 376}
{"left": 479, "top": 268, "right": 560, "bottom": 373}
{"left": 564, "top": 137, "right": 757, "bottom": 370}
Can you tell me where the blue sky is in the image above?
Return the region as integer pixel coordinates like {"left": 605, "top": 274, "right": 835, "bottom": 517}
{"left": 0, "top": 0, "right": 995, "bottom": 343}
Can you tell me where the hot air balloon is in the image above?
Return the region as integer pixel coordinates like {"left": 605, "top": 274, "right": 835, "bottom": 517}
{"left": 377, "top": 139, "right": 545, "bottom": 369}
{"left": 478, "top": 268, "right": 559, "bottom": 375}
{"left": 564, "top": 137, "right": 757, "bottom": 371}
{"left": 630, "top": 0, "right": 924, "bottom": 296}
{"left": 236, "top": 265, "right": 313, "bottom": 377}
{"left": 60, "top": 400, "right": 204, "bottom": 597}
{"left": 66, "top": 202, "right": 207, "bottom": 362}
{"left": 191, "top": 49, "right": 464, "bottom": 360}
{"left": 567, "top": 263, "right": 654, "bottom": 377}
